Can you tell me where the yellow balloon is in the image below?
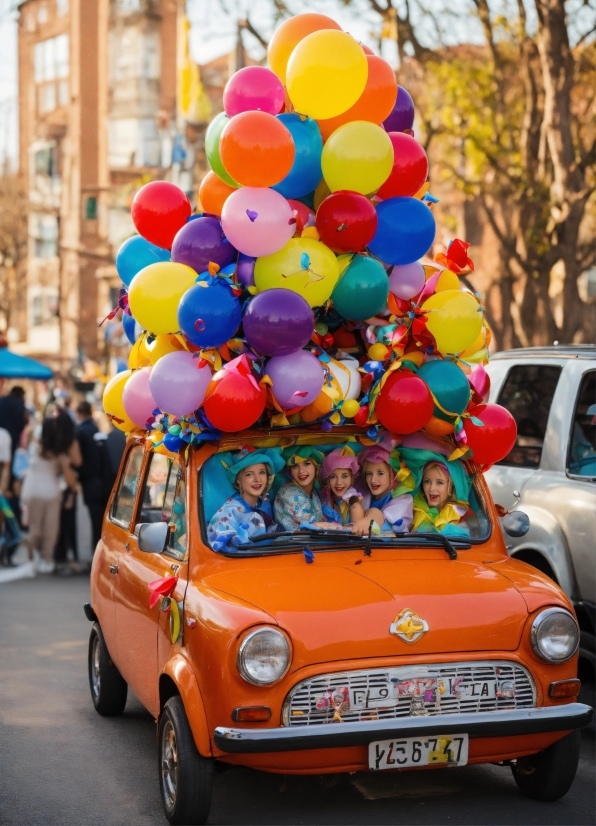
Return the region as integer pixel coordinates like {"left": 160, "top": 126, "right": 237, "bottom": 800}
{"left": 128, "top": 262, "right": 197, "bottom": 335}
{"left": 435, "top": 269, "right": 460, "bottom": 291}
{"left": 314, "top": 178, "right": 331, "bottom": 211}
{"left": 128, "top": 333, "right": 152, "bottom": 369}
{"left": 368, "top": 342, "right": 389, "bottom": 361}
{"left": 103, "top": 370, "right": 135, "bottom": 432}
{"left": 341, "top": 399, "right": 360, "bottom": 418}
{"left": 322, "top": 121, "right": 394, "bottom": 195}
{"left": 254, "top": 238, "right": 340, "bottom": 308}
{"left": 422, "top": 289, "right": 483, "bottom": 355}
{"left": 146, "top": 333, "right": 188, "bottom": 365}
{"left": 286, "top": 31, "right": 368, "bottom": 120}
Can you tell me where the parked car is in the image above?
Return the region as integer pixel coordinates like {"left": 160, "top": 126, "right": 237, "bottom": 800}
{"left": 85, "top": 427, "right": 592, "bottom": 825}
{"left": 484, "top": 345, "right": 595, "bottom": 711}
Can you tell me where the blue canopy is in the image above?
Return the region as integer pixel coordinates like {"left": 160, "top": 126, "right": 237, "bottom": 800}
{"left": 0, "top": 348, "right": 53, "bottom": 380}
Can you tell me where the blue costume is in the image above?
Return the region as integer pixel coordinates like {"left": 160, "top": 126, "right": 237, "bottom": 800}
{"left": 208, "top": 493, "right": 276, "bottom": 551}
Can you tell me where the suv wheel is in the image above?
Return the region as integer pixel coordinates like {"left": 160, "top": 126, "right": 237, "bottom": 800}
{"left": 158, "top": 696, "right": 214, "bottom": 825}
{"left": 511, "top": 730, "right": 581, "bottom": 801}
{"left": 88, "top": 624, "right": 128, "bottom": 716}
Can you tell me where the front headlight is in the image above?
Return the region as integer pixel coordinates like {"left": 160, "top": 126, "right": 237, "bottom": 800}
{"left": 531, "top": 608, "right": 579, "bottom": 663}
{"left": 237, "top": 627, "right": 291, "bottom": 686}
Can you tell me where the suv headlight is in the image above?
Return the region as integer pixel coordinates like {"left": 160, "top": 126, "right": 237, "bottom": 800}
{"left": 531, "top": 608, "right": 579, "bottom": 663}
{"left": 238, "top": 627, "right": 291, "bottom": 686}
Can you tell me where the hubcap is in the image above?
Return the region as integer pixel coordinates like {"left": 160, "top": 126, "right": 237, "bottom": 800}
{"left": 161, "top": 719, "right": 178, "bottom": 811}
{"left": 91, "top": 635, "right": 101, "bottom": 699}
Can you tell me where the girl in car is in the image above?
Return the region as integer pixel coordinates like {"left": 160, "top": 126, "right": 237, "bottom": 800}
{"left": 412, "top": 461, "right": 470, "bottom": 536}
{"left": 274, "top": 446, "right": 325, "bottom": 531}
{"left": 207, "top": 447, "right": 285, "bottom": 551}
{"left": 319, "top": 447, "right": 365, "bottom": 527}
{"left": 351, "top": 446, "right": 414, "bottom": 536}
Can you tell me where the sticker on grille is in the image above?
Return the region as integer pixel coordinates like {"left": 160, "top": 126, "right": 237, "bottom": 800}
{"left": 283, "top": 661, "right": 535, "bottom": 727}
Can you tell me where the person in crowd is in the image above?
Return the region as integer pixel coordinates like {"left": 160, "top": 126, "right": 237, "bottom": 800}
{"left": 411, "top": 461, "right": 470, "bottom": 536}
{"left": 75, "top": 401, "right": 106, "bottom": 549}
{"left": 319, "top": 447, "right": 365, "bottom": 527}
{"left": 53, "top": 411, "right": 82, "bottom": 569}
{"left": 208, "top": 448, "right": 284, "bottom": 551}
{"left": 274, "top": 446, "right": 324, "bottom": 531}
{"left": 101, "top": 424, "right": 126, "bottom": 503}
{"left": 20, "top": 418, "right": 78, "bottom": 574}
{"left": 0, "top": 385, "right": 28, "bottom": 457}
{"left": 351, "top": 446, "right": 413, "bottom": 536}
{"left": 0, "top": 424, "right": 20, "bottom": 567}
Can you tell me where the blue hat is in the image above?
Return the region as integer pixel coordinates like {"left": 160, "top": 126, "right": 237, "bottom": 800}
{"left": 224, "top": 447, "right": 285, "bottom": 487}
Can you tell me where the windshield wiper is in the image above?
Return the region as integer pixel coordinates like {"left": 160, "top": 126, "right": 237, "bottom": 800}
{"left": 412, "top": 532, "right": 458, "bottom": 560}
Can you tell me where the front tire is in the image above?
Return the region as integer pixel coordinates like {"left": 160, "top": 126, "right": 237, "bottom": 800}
{"left": 88, "top": 623, "right": 128, "bottom": 716}
{"left": 158, "top": 696, "right": 214, "bottom": 825}
{"left": 511, "top": 729, "right": 581, "bottom": 801}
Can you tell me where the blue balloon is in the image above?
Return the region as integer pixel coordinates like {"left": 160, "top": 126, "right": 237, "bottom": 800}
{"left": 177, "top": 280, "right": 242, "bottom": 348}
{"left": 272, "top": 114, "right": 323, "bottom": 199}
{"left": 122, "top": 313, "right": 143, "bottom": 344}
{"left": 164, "top": 433, "right": 183, "bottom": 452}
{"left": 116, "top": 235, "right": 170, "bottom": 286}
{"left": 368, "top": 197, "right": 436, "bottom": 265}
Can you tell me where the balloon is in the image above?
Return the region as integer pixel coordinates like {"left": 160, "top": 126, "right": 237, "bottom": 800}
{"left": 116, "top": 236, "right": 170, "bottom": 287}
{"left": 463, "top": 403, "right": 517, "bottom": 465}
{"left": 103, "top": 371, "right": 135, "bottom": 432}
{"left": 422, "top": 290, "right": 483, "bottom": 354}
{"left": 424, "top": 415, "right": 455, "bottom": 437}
{"left": 377, "top": 133, "right": 429, "bottom": 199}
{"left": 254, "top": 238, "right": 340, "bottom": 308}
{"left": 128, "top": 334, "right": 152, "bottom": 369}
{"left": 272, "top": 114, "right": 323, "bottom": 199}
{"left": 236, "top": 253, "right": 256, "bottom": 289}
{"left": 314, "top": 178, "right": 332, "bottom": 211}
{"left": 322, "top": 122, "right": 393, "bottom": 195}
{"left": 434, "top": 269, "right": 460, "bottom": 291}
{"left": 383, "top": 85, "right": 415, "bottom": 133}
{"left": 178, "top": 280, "right": 242, "bottom": 349}
{"left": 300, "top": 356, "right": 361, "bottom": 421}
{"left": 204, "top": 357, "right": 266, "bottom": 432}
{"left": 267, "top": 13, "right": 342, "bottom": 85}
{"left": 369, "top": 197, "right": 436, "bottom": 265}
{"left": 219, "top": 111, "right": 295, "bottom": 188}
{"left": 375, "top": 371, "right": 434, "bottom": 434}
{"left": 131, "top": 182, "right": 192, "bottom": 250}
{"left": 243, "top": 289, "right": 314, "bottom": 357}
{"left": 332, "top": 255, "right": 389, "bottom": 320}
{"left": 122, "top": 313, "right": 143, "bottom": 344}
{"left": 223, "top": 66, "right": 285, "bottom": 117}
{"left": 316, "top": 56, "right": 397, "bottom": 141}
{"left": 149, "top": 351, "right": 212, "bottom": 417}
{"left": 265, "top": 350, "right": 324, "bottom": 409}
{"left": 316, "top": 191, "right": 378, "bottom": 253}
{"left": 171, "top": 214, "right": 236, "bottom": 274}
{"left": 128, "top": 262, "right": 197, "bottom": 335}
{"left": 122, "top": 367, "right": 156, "bottom": 428}
{"left": 288, "top": 199, "right": 315, "bottom": 235}
{"left": 286, "top": 31, "right": 368, "bottom": 120}
{"left": 221, "top": 187, "right": 295, "bottom": 257}
{"left": 342, "top": 399, "right": 360, "bottom": 418}
{"left": 205, "top": 112, "right": 239, "bottom": 188}
{"left": 417, "top": 360, "right": 471, "bottom": 421}
{"left": 368, "top": 343, "right": 390, "bottom": 361}
{"left": 389, "top": 262, "right": 426, "bottom": 300}
{"left": 198, "top": 171, "right": 236, "bottom": 217}
{"left": 146, "top": 334, "right": 187, "bottom": 365}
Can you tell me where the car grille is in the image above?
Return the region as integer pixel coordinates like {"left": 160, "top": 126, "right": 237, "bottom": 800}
{"left": 282, "top": 661, "right": 536, "bottom": 727}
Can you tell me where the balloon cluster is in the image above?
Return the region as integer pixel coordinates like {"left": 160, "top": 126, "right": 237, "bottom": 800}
{"left": 103, "top": 13, "right": 516, "bottom": 469}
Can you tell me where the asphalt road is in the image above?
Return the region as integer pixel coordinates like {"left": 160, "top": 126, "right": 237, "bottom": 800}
{"left": 0, "top": 575, "right": 594, "bottom": 826}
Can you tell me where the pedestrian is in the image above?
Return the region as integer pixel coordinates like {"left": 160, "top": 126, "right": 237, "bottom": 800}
{"left": 53, "top": 411, "right": 82, "bottom": 570}
{"left": 101, "top": 424, "right": 126, "bottom": 503}
{"left": 0, "top": 385, "right": 28, "bottom": 457}
{"left": 75, "top": 401, "right": 106, "bottom": 550}
{"left": 20, "top": 418, "right": 78, "bottom": 574}
{"left": 0, "top": 424, "right": 20, "bottom": 567}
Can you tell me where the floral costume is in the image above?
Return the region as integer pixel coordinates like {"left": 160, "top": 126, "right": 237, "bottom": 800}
{"left": 208, "top": 493, "right": 276, "bottom": 551}
{"left": 320, "top": 447, "right": 361, "bottom": 527}
{"left": 274, "top": 446, "right": 324, "bottom": 531}
{"left": 358, "top": 445, "right": 414, "bottom": 534}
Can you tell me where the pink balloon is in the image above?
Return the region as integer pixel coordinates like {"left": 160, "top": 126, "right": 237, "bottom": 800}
{"left": 265, "top": 350, "right": 324, "bottom": 409}
{"left": 149, "top": 351, "right": 212, "bottom": 417}
{"left": 122, "top": 367, "right": 156, "bottom": 428}
{"left": 389, "top": 262, "right": 426, "bottom": 300}
{"left": 221, "top": 187, "right": 295, "bottom": 257}
{"left": 223, "top": 66, "right": 285, "bottom": 117}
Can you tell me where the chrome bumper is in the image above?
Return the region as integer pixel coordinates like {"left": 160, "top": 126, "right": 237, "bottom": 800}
{"left": 214, "top": 703, "right": 593, "bottom": 754}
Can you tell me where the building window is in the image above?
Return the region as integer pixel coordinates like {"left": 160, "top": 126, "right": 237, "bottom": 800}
{"left": 34, "top": 35, "right": 69, "bottom": 113}
{"left": 85, "top": 196, "right": 98, "bottom": 220}
{"left": 29, "top": 289, "right": 59, "bottom": 328}
{"left": 39, "top": 84, "right": 56, "bottom": 113}
{"left": 34, "top": 146, "right": 58, "bottom": 177}
{"left": 58, "top": 79, "right": 69, "bottom": 106}
{"left": 56, "top": 0, "right": 68, "bottom": 16}
{"left": 31, "top": 213, "right": 59, "bottom": 259}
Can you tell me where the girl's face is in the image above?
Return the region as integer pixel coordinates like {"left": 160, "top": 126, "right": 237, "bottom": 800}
{"left": 290, "top": 460, "right": 316, "bottom": 489}
{"left": 238, "top": 463, "right": 268, "bottom": 499}
{"left": 422, "top": 466, "right": 451, "bottom": 509}
{"left": 364, "top": 462, "right": 392, "bottom": 497}
{"left": 327, "top": 469, "right": 353, "bottom": 498}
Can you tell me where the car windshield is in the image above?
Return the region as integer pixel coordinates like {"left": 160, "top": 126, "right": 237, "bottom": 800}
{"left": 199, "top": 434, "right": 491, "bottom": 556}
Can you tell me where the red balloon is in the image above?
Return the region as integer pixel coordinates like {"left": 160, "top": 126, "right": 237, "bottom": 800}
{"left": 203, "top": 368, "right": 266, "bottom": 432}
{"left": 316, "top": 190, "right": 378, "bottom": 253}
{"left": 131, "top": 181, "right": 192, "bottom": 250}
{"left": 288, "top": 199, "right": 315, "bottom": 235}
{"left": 375, "top": 370, "right": 434, "bottom": 434}
{"left": 463, "top": 403, "right": 517, "bottom": 465}
{"left": 376, "top": 133, "right": 429, "bottom": 200}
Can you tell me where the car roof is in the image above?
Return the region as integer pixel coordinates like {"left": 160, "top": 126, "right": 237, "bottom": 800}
{"left": 491, "top": 345, "right": 596, "bottom": 361}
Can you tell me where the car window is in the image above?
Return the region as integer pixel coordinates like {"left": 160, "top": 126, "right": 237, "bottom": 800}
{"left": 167, "top": 471, "right": 188, "bottom": 558}
{"left": 136, "top": 453, "right": 188, "bottom": 558}
{"left": 110, "top": 443, "right": 145, "bottom": 528}
{"left": 496, "top": 365, "right": 562, "bottom": 468}
{"left": 138, "top": 452, "right": 172, "bottom": 524}
{"left": 567, "top": 370, "right": 596, "bottom": 479}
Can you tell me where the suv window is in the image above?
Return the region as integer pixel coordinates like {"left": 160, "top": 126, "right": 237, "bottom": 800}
{"left": 110, "top": 443, "right": 144, "bottom": 528}
{"left": 497, "top": 365, "right": 562, "bottom": 468}
{"left": 138, "top": 452, "right": 188, "bottom": 558}
{"left": 567, "top": 370, "right": 596, "bottom": 478}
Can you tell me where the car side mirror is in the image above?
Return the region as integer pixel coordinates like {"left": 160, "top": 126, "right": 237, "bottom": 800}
{"left": 502, "top": 510, "right": 530, "bottom": 538}
{"left": 137, "top": 522, "right": 169, "bottom": 554}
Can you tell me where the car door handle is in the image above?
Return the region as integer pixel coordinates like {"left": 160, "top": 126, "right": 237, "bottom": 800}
{"left": 125, "top": 542, "right": 129, "bottom": 550}
{"left": 110, "top": 564, "right": 119, "bottom": 575}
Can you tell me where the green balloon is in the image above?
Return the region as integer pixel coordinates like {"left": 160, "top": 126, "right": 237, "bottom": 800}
{"left": 417, "top": 360, "right": 471, "bottom": 421}
{"left": 205, "top": 112, "right": 239, "bottom": 188}
{"left": 331, "top": 255, "right": 389, "bottom": 321}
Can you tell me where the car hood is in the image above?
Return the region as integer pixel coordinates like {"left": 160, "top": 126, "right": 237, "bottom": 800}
{"left": 202, "top": 558, "right": 529, "bottom": 665}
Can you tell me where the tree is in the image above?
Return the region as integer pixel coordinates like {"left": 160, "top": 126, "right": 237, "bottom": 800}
{"left": 0, "top": 171, "right": 28, "bottom": 337}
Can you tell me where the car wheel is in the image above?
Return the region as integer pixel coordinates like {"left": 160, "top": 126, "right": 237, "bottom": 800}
{"left": 511, "top": 729, "right": 581, "bottom": 801}
{"left": 88, "top": 623, "right": 128, "bottom": 716}
{"left": 158, "top": 696, "right": 214, "bottom": 825}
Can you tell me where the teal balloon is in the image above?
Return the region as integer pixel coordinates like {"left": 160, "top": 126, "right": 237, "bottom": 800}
{"left": 272, "top": 114, "right": 323, "bottom": 199}
{"left": 116, "top": 236, "right": 170, "bottom": 286}
{"left": 417, "top": 360, "right": 470, "bottom": 421}
{"left": 331, "top": 255, "right": 389, "bottom": 321}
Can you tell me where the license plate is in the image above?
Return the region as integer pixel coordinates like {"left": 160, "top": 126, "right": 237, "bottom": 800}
{"left": 369, "top": 734, "right": 468, "bottom": 770}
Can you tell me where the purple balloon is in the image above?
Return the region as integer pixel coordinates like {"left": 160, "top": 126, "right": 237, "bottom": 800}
{"left": 383, "top": 85, "right": 415, "bottom": 133}
{"left": 389, "top": 262, "right": 426, "bottom": 300}
{"left": 236, "top": 253, "right": 256, "bottom": 288}
{"left": 149, "top": 351, "right": 213, "bottom": 417}
{"left": 171, "top": 215, "right": 236, "bottom": 274}
{"left": 265, "top": 350, "right": 324, "bottom": 409}
{"left": 244, "top": 289, "right": 314, "bottom": 357}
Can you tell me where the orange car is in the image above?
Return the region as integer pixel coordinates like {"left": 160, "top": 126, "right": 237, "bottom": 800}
{"left": 85, "top": 428, "right": 593, "bottom": 825}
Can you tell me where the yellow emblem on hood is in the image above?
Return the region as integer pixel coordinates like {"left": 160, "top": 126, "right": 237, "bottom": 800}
{"left": 390, "top": 608, "right": 429, "bottom": 643}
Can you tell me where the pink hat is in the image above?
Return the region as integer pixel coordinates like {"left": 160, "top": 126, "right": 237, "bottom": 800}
{"left": 358, "top": 445, "right": 398, "bottom": 489}
{"left": 320, "top": 447, "right": 360, "bottom": 481}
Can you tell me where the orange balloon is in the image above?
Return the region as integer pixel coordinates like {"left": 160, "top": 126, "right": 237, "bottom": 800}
{"left": 198, "top": 171, "right": 236, "bottom": 217}
{"left": 316, "top": 56, "right": 397, "bottom": 141}
{"left": 361, "top": 43, "right": 375, "bottom": 55}
{"left": 268, "top": 13, "right": 342, "bottom": 85}
{"left": 219, "top": 111, "right": 295, "bottom": 187}
{"left": 424, "top": 415, "right": 455, "bottom": 437}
